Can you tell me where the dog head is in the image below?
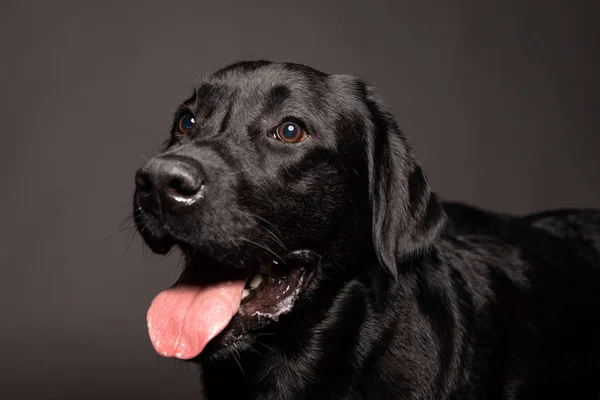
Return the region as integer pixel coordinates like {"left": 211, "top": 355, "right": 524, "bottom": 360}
{"left": 133, "top": 60, "right": 446, "bottom": 361}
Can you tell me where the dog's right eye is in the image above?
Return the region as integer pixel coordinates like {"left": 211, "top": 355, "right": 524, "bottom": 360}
{"left": 178, "top": 114, "right": 196, "bottom": 134}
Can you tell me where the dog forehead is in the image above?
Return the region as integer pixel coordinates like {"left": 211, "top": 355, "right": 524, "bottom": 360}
{"left": 188, "top": 64, "right": 332, "bottom": 128}
{"left": 208, "top": 63, "right": 317, "bottom": 102}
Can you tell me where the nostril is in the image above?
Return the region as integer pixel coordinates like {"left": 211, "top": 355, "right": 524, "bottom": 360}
{"left": 135, "top": 170, "right": 152, "bottom": 194}
{"left": 138, "top": 156, "right": 206, "bottom": 204}
{"left": 168, "top": 174, "right": 203, "bottom": 197}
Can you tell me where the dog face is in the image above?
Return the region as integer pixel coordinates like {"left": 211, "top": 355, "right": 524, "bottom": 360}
{"left": 133, "top": 61, "right": 445, "bottom": 361}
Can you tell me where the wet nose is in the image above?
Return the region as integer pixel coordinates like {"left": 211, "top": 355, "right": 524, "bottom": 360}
{"left": 135, "top": 155, "right": 206, "bottom": 214}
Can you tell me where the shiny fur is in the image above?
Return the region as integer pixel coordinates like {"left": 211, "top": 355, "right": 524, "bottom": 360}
{"left": 133, "top": 61, "right": 600, "bottom": 399}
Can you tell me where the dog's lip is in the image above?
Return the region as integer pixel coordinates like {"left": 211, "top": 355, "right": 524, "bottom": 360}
{"left": 148, "top": 237, "right": 175, "bottom": 255}
{"left": 182, "top": 249, "right": 320, "bottom": 355}
{"left": 177, "top": 248, "right": 319, "bottom": 287}
{"left": 133, "top": 211, "right": 176, "bottom": 255}
{"left": 237, "top": 262, "right": 312, "bottom": 319}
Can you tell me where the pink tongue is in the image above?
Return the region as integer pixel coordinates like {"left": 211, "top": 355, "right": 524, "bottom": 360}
{"left": 146, "top": 280, "right": 245, "bottom": 359}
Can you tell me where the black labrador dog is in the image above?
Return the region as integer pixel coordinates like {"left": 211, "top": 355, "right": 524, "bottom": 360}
{"left": 132, "top": 61, "right": 600, "bottom": 399}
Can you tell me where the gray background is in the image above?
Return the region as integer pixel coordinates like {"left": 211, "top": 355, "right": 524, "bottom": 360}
{"left": 1, "top": 0, "right": 598, "bottom": 399}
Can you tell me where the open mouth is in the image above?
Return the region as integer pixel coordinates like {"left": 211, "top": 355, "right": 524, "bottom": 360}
{"left": 146, "top": 248, "right": 318, "bottom": 360}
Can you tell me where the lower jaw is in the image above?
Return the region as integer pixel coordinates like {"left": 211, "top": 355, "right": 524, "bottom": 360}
{"left": 191, "top": 253, "right": 318, "bottom": 360}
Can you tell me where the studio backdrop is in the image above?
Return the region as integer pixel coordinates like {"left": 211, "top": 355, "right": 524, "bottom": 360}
{"left": 1, "top": 1, "right": 598, "bottom": 399}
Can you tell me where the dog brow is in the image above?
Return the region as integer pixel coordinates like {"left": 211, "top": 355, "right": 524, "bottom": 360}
{"left": 219, "top": 90, "right": 238, "bottom": 133}
{"left": 182, "top": 90, "right": 197, "bottom": 107}
{"left": 263, "top": 85, "right": 291, "bottom": 116}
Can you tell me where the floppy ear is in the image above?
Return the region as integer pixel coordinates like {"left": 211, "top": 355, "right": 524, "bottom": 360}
{"left": 362, "top": 85, "right": 447, "bottom": 278}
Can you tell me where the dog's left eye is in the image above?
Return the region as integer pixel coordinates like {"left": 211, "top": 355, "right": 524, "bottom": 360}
{"left": 178, "top": 114, "right": 196, "bottom": 134}
{"left": 274, "top": 122, "right": 308, "bottom": 144}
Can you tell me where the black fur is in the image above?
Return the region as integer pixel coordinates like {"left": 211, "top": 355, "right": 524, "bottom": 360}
{"left": 133, "top": 61, "right": 600, "bottom": 399}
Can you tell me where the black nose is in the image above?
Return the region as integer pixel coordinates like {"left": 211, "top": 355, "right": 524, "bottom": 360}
{"left": 135, "top": 155, "right": 206, "bottom": 214}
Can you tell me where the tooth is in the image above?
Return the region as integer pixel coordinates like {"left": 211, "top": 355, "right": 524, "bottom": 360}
{"left": 249, "top": 274, "right": 264, "bottom": 289}
{"left": 242, "top": 289, "right": 250, "bottom": 299}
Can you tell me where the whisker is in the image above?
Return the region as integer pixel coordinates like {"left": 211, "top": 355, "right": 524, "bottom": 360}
{"left": 232, "top": 346, "right": 245, "bottom": 377}
{"left": 106, "top": 225, "right": 136, "bottom": 241}
{"left": 257, "top": 342, "right": 275, "bottom": 352}
{"left": 257, "top": 331, "right": 276, "bottom": 336}
{"left": 142, "top": 241, "right": 155, "bottom": 263}
{"left": 237, "top": 211, "right": 286, "bottom": 250}
{"left": 107, "top": 214, "right": 135, "bottom": 239}
{"left": 122, "top": 212, "right": 153, "bottom": 260}
{"left": 243, "top": 211, "right": 281, "bottom": 235}
{"left": 247, "top": 345, "right": 263, "bottom": 357}
{"left": 111, "top": 214, "right": 135, "bottom": 233}
{"left": 188, "top": 67, "right": 202, "bottom": 79}
{"left": 254, "top": 224, "right": 287, "bottom": 251}
{"left": 240, "top": 237, "right": 285, "bottom": 264}
{"left": 120, "top": 214, "right": 134, "bottom": 226}
{"left": 122, "top": 229, "right": 138, "bottom": 260}
{"left": 265, "top": 231, "right": 287, "bottom": 251}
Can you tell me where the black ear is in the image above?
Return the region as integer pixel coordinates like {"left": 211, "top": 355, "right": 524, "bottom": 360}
{"left": 362, "top": 85, "right": 447, "bottom": 278}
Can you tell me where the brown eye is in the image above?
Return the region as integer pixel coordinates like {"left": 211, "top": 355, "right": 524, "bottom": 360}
{"left": 178, "top": 114, "right": 195, "bottom": 134}
{"left": 275, "top": 122, "right": 308, "bottom": 143}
